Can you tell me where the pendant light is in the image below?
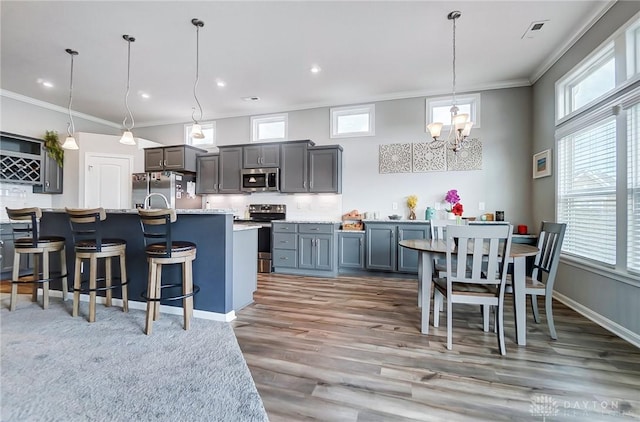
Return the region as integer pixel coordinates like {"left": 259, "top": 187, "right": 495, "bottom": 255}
{"left": 120, "top": 34, "right": 137, "bottom": 145}
{"left": 61, "top": 48, "right": 79, "bottom": 150}
{"left": 427, "top": 11, "right": 473, "bottom": 153}
{"left": 190, "top": 18, "right": 205, "bottom": 139}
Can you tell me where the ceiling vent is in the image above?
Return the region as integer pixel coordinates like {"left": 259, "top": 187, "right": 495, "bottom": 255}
{"left": 522, "top": 20, "right": 549, "bottom": 39}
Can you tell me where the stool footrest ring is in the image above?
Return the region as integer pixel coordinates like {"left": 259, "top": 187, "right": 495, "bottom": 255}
{"left": 141, "top": 283, "right": 200, "bottom": 302}
{"left": 11, "top": 271, "right": 68, "bottom": 285}
{"left": 71, "top": 277, "right": 129, "bottom": 293}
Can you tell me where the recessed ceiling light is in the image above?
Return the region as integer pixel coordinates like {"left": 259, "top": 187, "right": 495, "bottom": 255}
{"left": 242, "top": 96, "right": 260, "bottom": 101}
{"left": 310, "top": 65, "right": 321, "bottom": 74}
{"left": 36, "top": 78, "right": 53, "bottom": 88}
{"left": 216, "top": 80, "right": 226, "bottom": 88}
{"left": 140, "top": 93, "right": 150, "bottom": 99}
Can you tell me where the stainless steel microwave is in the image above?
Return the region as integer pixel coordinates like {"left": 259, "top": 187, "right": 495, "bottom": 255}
{"left": 241, "top": 168, "right": 279, "bottom": 192}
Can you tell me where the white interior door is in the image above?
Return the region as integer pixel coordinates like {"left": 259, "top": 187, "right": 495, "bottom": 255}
{"left": 84, "top": 153, "right": 133, "bottom": 208}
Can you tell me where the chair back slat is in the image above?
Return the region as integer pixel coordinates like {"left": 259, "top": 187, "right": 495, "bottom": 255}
{"left": 5, "top": 207, "right": 41, "bottom": 247}
{"left": 532, "top": 222, "right": 566, "bottom": 285}
{"left": 65, "top": 207, "right": 106, "bottom": 252}
{"left": 446, "top": 224, "right": 512, "bottom": 286}
{"left": 138, "top": 209, "right": 177, "bottom": 258}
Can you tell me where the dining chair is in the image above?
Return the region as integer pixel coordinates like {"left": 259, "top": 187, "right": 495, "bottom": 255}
{"left": 429, "top": 218, "right": 468, "bottom": 276}
{"left": 433, "top": 224, "right": 513, "bottom": 355}
{"left": 507, "top": 221, "right": 566, "bottom": 340}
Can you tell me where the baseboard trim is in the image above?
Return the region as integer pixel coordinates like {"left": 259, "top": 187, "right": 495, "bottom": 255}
{"left": 42, "top": 291, "right": 236, "bottom": 322}
{"left": 553, "top": 291, "right": 640, "bottom": 349}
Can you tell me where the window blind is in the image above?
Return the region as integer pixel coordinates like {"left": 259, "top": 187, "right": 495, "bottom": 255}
{"left": 628, "top": 103, "right": 640, "bottom": 273}
{"left": 558, "top": 117, "right": 617, "bottom": 265}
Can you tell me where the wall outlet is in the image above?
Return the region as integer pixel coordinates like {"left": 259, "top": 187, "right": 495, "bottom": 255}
{"left": 392, "top": 202, "right": 398, "bottom": 210}
{"left": 479, "top": 202, "right": 485, "bottom": 211}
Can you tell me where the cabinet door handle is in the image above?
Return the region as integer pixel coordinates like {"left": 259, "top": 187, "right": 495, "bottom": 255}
{"left": 399, "top": 229, "right": 403, "bottom": 239}
{"left": 280, "top": 256, "right": 288, "bottom": 260}
{"left": 303, "top": 181, "right": 306, "bottom": 189}
{"left": 45, "top": 181, "right": 50, "bottom": 187}
{"left": 159, "top": 160, "right": 163, "bottom": 167}
{"left": 164, "top": 159, "right": 168, "bottom": 166}
{"left": 359, "top": 238, "right": 363, "bottom": 246}
{"left": 280, "top": 240, "right": 288, "bottom": 243}
{"left": 310, "top": 228, "right": 319, "bottom": 231}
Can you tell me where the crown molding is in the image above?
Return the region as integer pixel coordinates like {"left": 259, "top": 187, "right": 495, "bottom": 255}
{"left": 529, "top": 1, "right": 616, "bottom": 84}
{"left": 0, "top": 89, "right": 121, "bottom": 129}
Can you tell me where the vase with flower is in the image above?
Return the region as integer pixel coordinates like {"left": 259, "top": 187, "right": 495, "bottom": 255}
{"left": 406, "top": 195, "right": 418, "bottom": 220}
{"left": 444, "top": 189, "right": 464, "bottom": 222}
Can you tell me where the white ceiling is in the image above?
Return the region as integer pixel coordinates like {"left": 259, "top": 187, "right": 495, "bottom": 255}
{"left": 1, "top": 1, "right": 612, "bottom": 128}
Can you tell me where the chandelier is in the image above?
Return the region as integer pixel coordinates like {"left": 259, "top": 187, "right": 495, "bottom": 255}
{"left": 427, "top": 11, "right": 473, "bottom": 153}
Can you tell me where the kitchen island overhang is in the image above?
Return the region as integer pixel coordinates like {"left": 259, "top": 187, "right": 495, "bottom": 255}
{"left": 39, "top": 209, "right": 258, "bottom": 321}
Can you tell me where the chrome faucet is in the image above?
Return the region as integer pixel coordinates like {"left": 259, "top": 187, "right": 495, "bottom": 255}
{"left": 143, "top": 193, "right": 170, "bottom": 209}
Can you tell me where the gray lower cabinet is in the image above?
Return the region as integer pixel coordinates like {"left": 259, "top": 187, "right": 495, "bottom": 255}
{"left": 338, "top": 231, "right": 365, "bottom": 270}
{"left": 0, "top": 224, "right": 30, "bottom": 278}
{"left": 218, "top": 147, "right": 243, "bottom": 193}
{"left": 272, "top": 222, "right": 338, "bottom": 276}
{"left": 195, "top": 154, "right": 219, "bottom": 194}
{"left": 365, "top": 223, "right": 428, "bottom": 273}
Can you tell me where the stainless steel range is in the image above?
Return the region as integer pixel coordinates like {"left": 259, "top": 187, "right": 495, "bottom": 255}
{"left": 236, "top": 204, "right": 286, "bottom": 273}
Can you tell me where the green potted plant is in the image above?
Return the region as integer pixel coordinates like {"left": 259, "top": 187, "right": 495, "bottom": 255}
{"left": 43, "top": 130, "right": 64, "bottom": 167}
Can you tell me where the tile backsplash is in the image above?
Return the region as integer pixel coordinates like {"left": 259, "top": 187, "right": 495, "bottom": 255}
{"left": 0, "top": 182, "right": 52, "bottom": 221}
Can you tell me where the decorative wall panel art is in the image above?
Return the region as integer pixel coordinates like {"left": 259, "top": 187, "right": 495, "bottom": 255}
{"left": 378, "top": 139, "right": 482, "bottom": 174}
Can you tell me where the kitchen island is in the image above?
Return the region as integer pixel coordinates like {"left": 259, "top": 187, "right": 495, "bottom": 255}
{"left": 39, "top": 209, "right": 258, "bottom": 320}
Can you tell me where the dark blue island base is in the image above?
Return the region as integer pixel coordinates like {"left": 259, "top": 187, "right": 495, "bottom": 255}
{"left": 40, "top": 210, "right": 258, "bottom": 320}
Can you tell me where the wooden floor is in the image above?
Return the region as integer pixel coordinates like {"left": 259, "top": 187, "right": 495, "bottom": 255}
{"left": 232, "top": 273, "right": 640, "bottom": 421}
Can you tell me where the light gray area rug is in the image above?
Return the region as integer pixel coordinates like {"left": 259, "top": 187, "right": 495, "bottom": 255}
{"left": 1, "top": 299, "right": 269, "bottom": 422}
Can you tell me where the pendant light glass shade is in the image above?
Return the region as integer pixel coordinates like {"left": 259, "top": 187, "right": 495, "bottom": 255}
{"left": 62, "top": 135, "right": 79, "bottom": 150}
{"left": 119, "top": 130, "right": 136, "bottom": 145}
{"left": 63, "top": 48, "right": 79, "bottom": 150}
{"left": 191, "top": 124, "right": 204, "bottom": 139}
{"left": 120, "top": 35, "right": 136, "bottom": 145}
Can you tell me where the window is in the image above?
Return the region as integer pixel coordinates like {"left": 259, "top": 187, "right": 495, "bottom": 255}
{"left": 555, "top": 14, "right": 640, "bottom": 277}
{"left": 185, "top": 122, "right": 216, "bottom": 147}
{"left": 426, "top": 93, "right": 481, "bottom": 131}
{"left": 251, "top": 113, "right": 288, "bottom": 143}
{"left": 330, "top": 104, "right": 375, "bottom": 138}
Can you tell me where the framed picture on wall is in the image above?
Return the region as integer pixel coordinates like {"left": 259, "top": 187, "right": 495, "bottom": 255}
{"left": 533, "top": 149, "right": 552, "bottom": 179}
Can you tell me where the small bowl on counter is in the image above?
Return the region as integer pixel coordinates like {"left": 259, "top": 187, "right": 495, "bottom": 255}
{"left": 388, "top": 214, "right": 402, "bottom": 220}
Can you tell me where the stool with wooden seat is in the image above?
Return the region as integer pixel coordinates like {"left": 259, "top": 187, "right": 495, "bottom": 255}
{"left": 65, "top": 207, "right": 129, "bottom": 322}
{"left": 138, "top": 208, "right": 199, "bottom": 335}
{"left": 5, "top": 207, "right": 68, "bottom": 311}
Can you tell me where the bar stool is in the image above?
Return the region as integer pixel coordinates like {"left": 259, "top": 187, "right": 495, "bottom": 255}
{"left": 65, "top": 207, "right": 129, "bottom": 322}
{"left": 138, "top": 208, "right": 199, "bottom": 335}
{"left": 5, "top": 207, "right": 68, "bottom": 311}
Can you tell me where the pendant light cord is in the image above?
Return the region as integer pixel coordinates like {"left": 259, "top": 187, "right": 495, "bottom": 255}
{"left": 123, "top": 35, "right": 135, "bottom": 131}
{"left": 192, "top": 19, "right": 204, "bottom": 124}
{"left": 451, "top": 15, "right": 457, "bottom": 107}
{"left": 66, "top": 49, "right": 78, "bottom": 137}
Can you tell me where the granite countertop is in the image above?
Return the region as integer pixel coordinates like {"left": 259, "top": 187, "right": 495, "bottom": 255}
{"left": 278, "top": 219, "right": 341, "bottom": 224}
{"left": 41, "top": 208, "right": 234, "bottom": 215}
{"left": 233, "top": 224, "right": 261, "bottom": 232}
{"left": 362, "top": 218, "right": 429, "bottom": 223}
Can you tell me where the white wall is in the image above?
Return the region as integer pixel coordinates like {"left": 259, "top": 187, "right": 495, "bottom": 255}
{"left": 137, "top": 87, "right": 534, "bottom": 225}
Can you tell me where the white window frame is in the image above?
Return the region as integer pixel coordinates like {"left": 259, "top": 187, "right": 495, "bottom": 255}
{"left": 425, "top": 93, "right": 481, "bottom": 131}
{"left": 554, "top": 12, "right": 640, "bottom": 281}
{"left": 250, "top": 113, "right": 288, "bottom": 143}
{"left": 184, "top": 121, "right": 216, "bottom": 147}
{"left": 330, "top": 104, "right": 375, "bottom": 138}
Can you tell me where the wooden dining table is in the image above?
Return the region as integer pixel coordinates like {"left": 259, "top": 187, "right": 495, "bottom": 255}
{"left": 399, "top": 238, "right": 539, "bottom": 346}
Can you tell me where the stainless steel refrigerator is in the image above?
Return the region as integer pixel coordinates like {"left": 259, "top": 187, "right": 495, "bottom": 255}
{"left": 132, "top": 172, "right": 202, "bottom": 209}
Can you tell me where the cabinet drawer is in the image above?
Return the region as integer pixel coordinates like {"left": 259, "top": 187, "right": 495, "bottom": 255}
{"left": 273, "top": 223, "right": 297, "bottom": 233}
{"left": 298, "top": 224, "right": 333, "bottom": 234}
{"left": 273, "top": 233, "right": 297, "bottom": 250}
{"left": 273, "top": 249, "right": 297, "bottom": 268}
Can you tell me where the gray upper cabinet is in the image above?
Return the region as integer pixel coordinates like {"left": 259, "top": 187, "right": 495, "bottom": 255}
{"left": 309, "top": 146, "right": 342, "bottom": 193}
{"left": 280, "top": 142, "right": 310, "bottom": 193}
{"left": 218, "top": 147, "right": 243, "bottom": 193}
{"left": 144, "top": 145, "right": 205, "bottom": 172}
{"left": 243, "top": 144, "right": 280, "bottom": 168}
{"left": 280, "top": 141, "right": 342, "bottom": 194}
{"left": 33, "top": 148, "right": 62, "bottom": 194}
{"left": 195, "top": 154, "right": 219, "bottom": 194}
